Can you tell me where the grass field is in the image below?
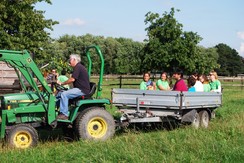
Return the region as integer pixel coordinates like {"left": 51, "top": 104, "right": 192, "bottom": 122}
{"left": 0, "top": 80, "right": 243, "bottom": 162}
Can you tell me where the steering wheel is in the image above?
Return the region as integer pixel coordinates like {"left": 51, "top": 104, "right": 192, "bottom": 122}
{"left": 52, "top": 82, "right": 68, "bottom": 91}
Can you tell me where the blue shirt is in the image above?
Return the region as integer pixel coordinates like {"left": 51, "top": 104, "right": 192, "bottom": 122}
{"left": 188, "top": 87, "right": 196, "bottom": 92}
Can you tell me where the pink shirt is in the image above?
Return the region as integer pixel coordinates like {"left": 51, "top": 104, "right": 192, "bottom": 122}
{"left": 173, "top": 79, "right": 188, "bottom": 91}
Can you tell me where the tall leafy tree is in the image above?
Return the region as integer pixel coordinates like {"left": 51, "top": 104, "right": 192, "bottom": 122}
{"left": 40, "top": 40, "right": 71, "bottom": 73}
{"left": 197, "top": 46, "right": 219, "bottom": 74}
{"left": 143, "top": 8, "right": 217, "bottom": 74}
{"left": 0, "top": 0, "right": 58, "bottom": 58}
{"left": 215, "top": 43, "right": 244, "bottom": 76}
{"left": 56, "top": 34, "right": 146, "bottom": 75}
{"left": 115, "top": 38, "right": 144, "bottom": 74}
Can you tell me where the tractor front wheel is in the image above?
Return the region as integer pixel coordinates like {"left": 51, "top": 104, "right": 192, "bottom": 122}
{"left": 75, "top": 107, "right": 115, "bottom": 140}
{"left": 6, "top": 124, "right": 38, "bottom": 149}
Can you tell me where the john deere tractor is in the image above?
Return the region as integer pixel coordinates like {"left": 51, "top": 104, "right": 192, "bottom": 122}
{"left": 0, "top": 45, "right": 115, "bottom": 148}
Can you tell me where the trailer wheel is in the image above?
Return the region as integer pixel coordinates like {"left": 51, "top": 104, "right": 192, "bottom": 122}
{"left": 6, "top": 124, "right": 38, "bottom": 149}
{"left": 191, "top": 112, "right": 200, "bottom": 129}
{"left": 211, "top": 110, "right": 216, "bottom": 119}
{"left": 199, "top": 110, "right": 209, "bottom": 128}
{"left": 75, "top": 107, "right": 115, "bottom": 140}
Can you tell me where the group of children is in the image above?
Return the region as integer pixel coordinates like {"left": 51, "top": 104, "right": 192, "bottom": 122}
{"left": 140, "top": 70, "right": 221, "bottom": 93}
{"left": 46, "top": 69, "right": 70, "bottom": 90}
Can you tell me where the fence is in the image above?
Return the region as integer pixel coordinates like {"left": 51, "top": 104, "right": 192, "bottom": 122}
{"left": 92, "top": 75, "right": 244, "bottom": 90}
{"left": 0, "top": 75, "right": 243, "bottom": 95}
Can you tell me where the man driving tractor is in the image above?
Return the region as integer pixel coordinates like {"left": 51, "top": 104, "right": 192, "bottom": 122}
{"left": 56, "top": 54, "right": 90, "bottom": 120}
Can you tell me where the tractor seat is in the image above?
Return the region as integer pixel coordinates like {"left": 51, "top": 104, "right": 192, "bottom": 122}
{"left": 83, "top": 82, "right": 97, "bottom": 99}
{"left": 70, "top": 82, "right": 96, "bottom": 104}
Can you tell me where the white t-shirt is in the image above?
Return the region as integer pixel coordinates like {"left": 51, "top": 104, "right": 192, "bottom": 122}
{"left": 194, "top": 81, "right": 204, "bottom": 92}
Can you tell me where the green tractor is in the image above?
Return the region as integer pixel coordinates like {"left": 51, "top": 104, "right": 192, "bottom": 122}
{"left": 0, "top": 45, "right": 115, "bottom": 148}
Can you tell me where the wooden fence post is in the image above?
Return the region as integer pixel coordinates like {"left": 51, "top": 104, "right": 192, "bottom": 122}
{"left": 241, "top": 76, "right": 243, "bottom": 90}
{"left": 119, "top": 75, "right": 122, "bottom": 88}
{"left": 152, "top": 74, "right": 155, "bottom": 81}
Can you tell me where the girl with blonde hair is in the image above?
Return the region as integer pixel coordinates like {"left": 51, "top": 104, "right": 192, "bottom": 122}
{"left": 209, "top": 71, "right": 221, "bottom": 92}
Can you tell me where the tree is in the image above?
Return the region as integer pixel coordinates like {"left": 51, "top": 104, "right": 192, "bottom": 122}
{"left": 114, "top": 38, "right": 144, "bottom": 74}
{"left": 0, "top": 0, "right": 58, "bottom": 58}
{"left": 41, "top": 40, "right": 71, "bottom": 74}
{"left": 215, "top": 43, "right": 244, "bottom": 76}
{"left": 143, "top": 8, "right": 217, "bottom": 75}
{"left": 55, "top": 34, "right": 145, "bottom": 75}
{"left": 197, "top": 46, "right": 219, "bottom": 74}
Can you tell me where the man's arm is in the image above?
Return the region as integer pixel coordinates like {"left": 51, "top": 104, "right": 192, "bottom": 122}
{"left": 58, "top": 77, "right": 75, "bottom": 85}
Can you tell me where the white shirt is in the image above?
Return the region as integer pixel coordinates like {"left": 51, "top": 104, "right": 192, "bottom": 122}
{"left": 194, "top": 81, "right": 204, "bottom": 92}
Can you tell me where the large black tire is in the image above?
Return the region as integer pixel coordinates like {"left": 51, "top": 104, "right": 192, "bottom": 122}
{"left": 6, "top": 124, "right": 38, "bottom": 149}
{"left": 199, "top": 110, "right": 210, "bottom": 128}
{"left": 75, "top": 107, "right": 115, "bottom": 140}
{"left": 62, "top": 108, "right": 92, "bottom": 140}
{"left": 191, "top": 112, "right": 200, "bottom": 129}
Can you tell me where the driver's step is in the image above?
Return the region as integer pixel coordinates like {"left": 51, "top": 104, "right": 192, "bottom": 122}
{"left": 57, "top": 119, "right": 72, "bottom": 123}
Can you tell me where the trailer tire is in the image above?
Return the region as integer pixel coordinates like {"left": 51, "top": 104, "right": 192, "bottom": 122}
{"left": 75, "top": 107, "right": 115, "bottom": 140}
{"left": 191, "top": 112, "right": 200, "bottom": 129}
{"left": 6, "top": 124, "right": 38, "bottom": 149}
{"left": 199, "top": 110, "right": 209, "bottom": 128}
{"left": 211, "top": 110, "right": 216, "bottom": 119}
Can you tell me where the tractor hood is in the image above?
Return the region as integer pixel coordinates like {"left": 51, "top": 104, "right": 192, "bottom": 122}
{"left": 2, "top": 92, "right": 40, "bottom": 102}
{"left": 0, "top": 92, "right": 41, "bottom": 110}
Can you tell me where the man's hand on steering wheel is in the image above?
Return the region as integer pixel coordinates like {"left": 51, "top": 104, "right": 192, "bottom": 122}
{"left": 53, "top": 82, "right": 68, "bottom": 91}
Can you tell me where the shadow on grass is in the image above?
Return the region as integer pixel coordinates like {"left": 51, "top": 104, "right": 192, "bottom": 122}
{"left": 114, "top": 121, "right": 180, "bottom": 136}
{"left": 37, "top": 120, "right": 181, "bottom": 145}
{"left": 37, "top": 125, "right": 77, "bottom": 144}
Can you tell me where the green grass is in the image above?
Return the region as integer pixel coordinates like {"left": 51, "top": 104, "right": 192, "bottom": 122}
{"left": 0, "top": 81, "right": 243, "bottom": 162}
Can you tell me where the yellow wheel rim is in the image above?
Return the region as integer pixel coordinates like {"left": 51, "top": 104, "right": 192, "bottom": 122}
{"left": 13, "top": 131, "right": 32, "bottom": 148}
{"left": 87, "top": 117, "right": 107, "bottom": 139}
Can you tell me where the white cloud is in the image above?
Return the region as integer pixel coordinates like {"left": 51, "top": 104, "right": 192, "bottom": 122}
{"left": 237, "top": 31, "right": 244, "bottom": 40}
{"left": 239, "top": 42, "right": 244, "bottom": 55}
{"left": 62, "top": 18, "right": 85, "bottom": 26}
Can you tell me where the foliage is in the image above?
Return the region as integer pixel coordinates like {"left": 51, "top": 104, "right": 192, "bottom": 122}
{"left": 40, "top": 40, "right": 72, "bottom": 74}
{"left": 143, "top": 8, "right": 218, "bottom": 75}
{"left": 1, "top": 1, "right": 242, "bottom": 76}
{"left": 41, "top": 34, "right": 145, "bottom": 75}
{"left": 197, "top": 46, "right": 219, "bottom": 74}
{"left": 114, "top": 38, "right": 145, "bottom": 74}
{"left": 0, "top": 0, "right": 58, "bottom": 58}
{"left": 0, "top": 0, "right": 244, "bottom": 76}
{"left": 39, "top": 33, "right": 224, "bottom": 76}
{"left": 215, "top": 43, "right": 244, "bottom": 76}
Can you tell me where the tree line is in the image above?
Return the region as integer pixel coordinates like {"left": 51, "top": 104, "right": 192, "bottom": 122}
{"left": 0, "top": 1, "right": 243, "bottom": 76}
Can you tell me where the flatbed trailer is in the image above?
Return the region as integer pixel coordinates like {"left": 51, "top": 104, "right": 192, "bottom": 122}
{"left": 112, "top": 89, "right": 222, "bottom": 128}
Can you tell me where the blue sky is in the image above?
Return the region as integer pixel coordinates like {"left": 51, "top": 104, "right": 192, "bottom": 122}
{"left": 35, "top": 0, "right": 244, "bottom": 57}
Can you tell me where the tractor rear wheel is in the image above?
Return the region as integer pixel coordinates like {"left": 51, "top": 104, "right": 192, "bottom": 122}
{"left": 6, "top": 124, "right": 38, "bottom": 149}
{"left": 75, "top": 107, "right": 115, "bottom": 140}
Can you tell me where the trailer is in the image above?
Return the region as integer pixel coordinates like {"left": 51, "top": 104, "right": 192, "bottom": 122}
{"left": 112, "top": 88, "right": 222, "bottom": 128}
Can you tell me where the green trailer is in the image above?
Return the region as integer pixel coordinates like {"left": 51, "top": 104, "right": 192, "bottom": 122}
{"left": 0, "top": 45, "right": 115, "bottom": 148}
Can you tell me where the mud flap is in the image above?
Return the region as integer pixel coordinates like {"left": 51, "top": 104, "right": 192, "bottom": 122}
{"left": 181, "top": 109, "right": 197, "bottom": 123}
